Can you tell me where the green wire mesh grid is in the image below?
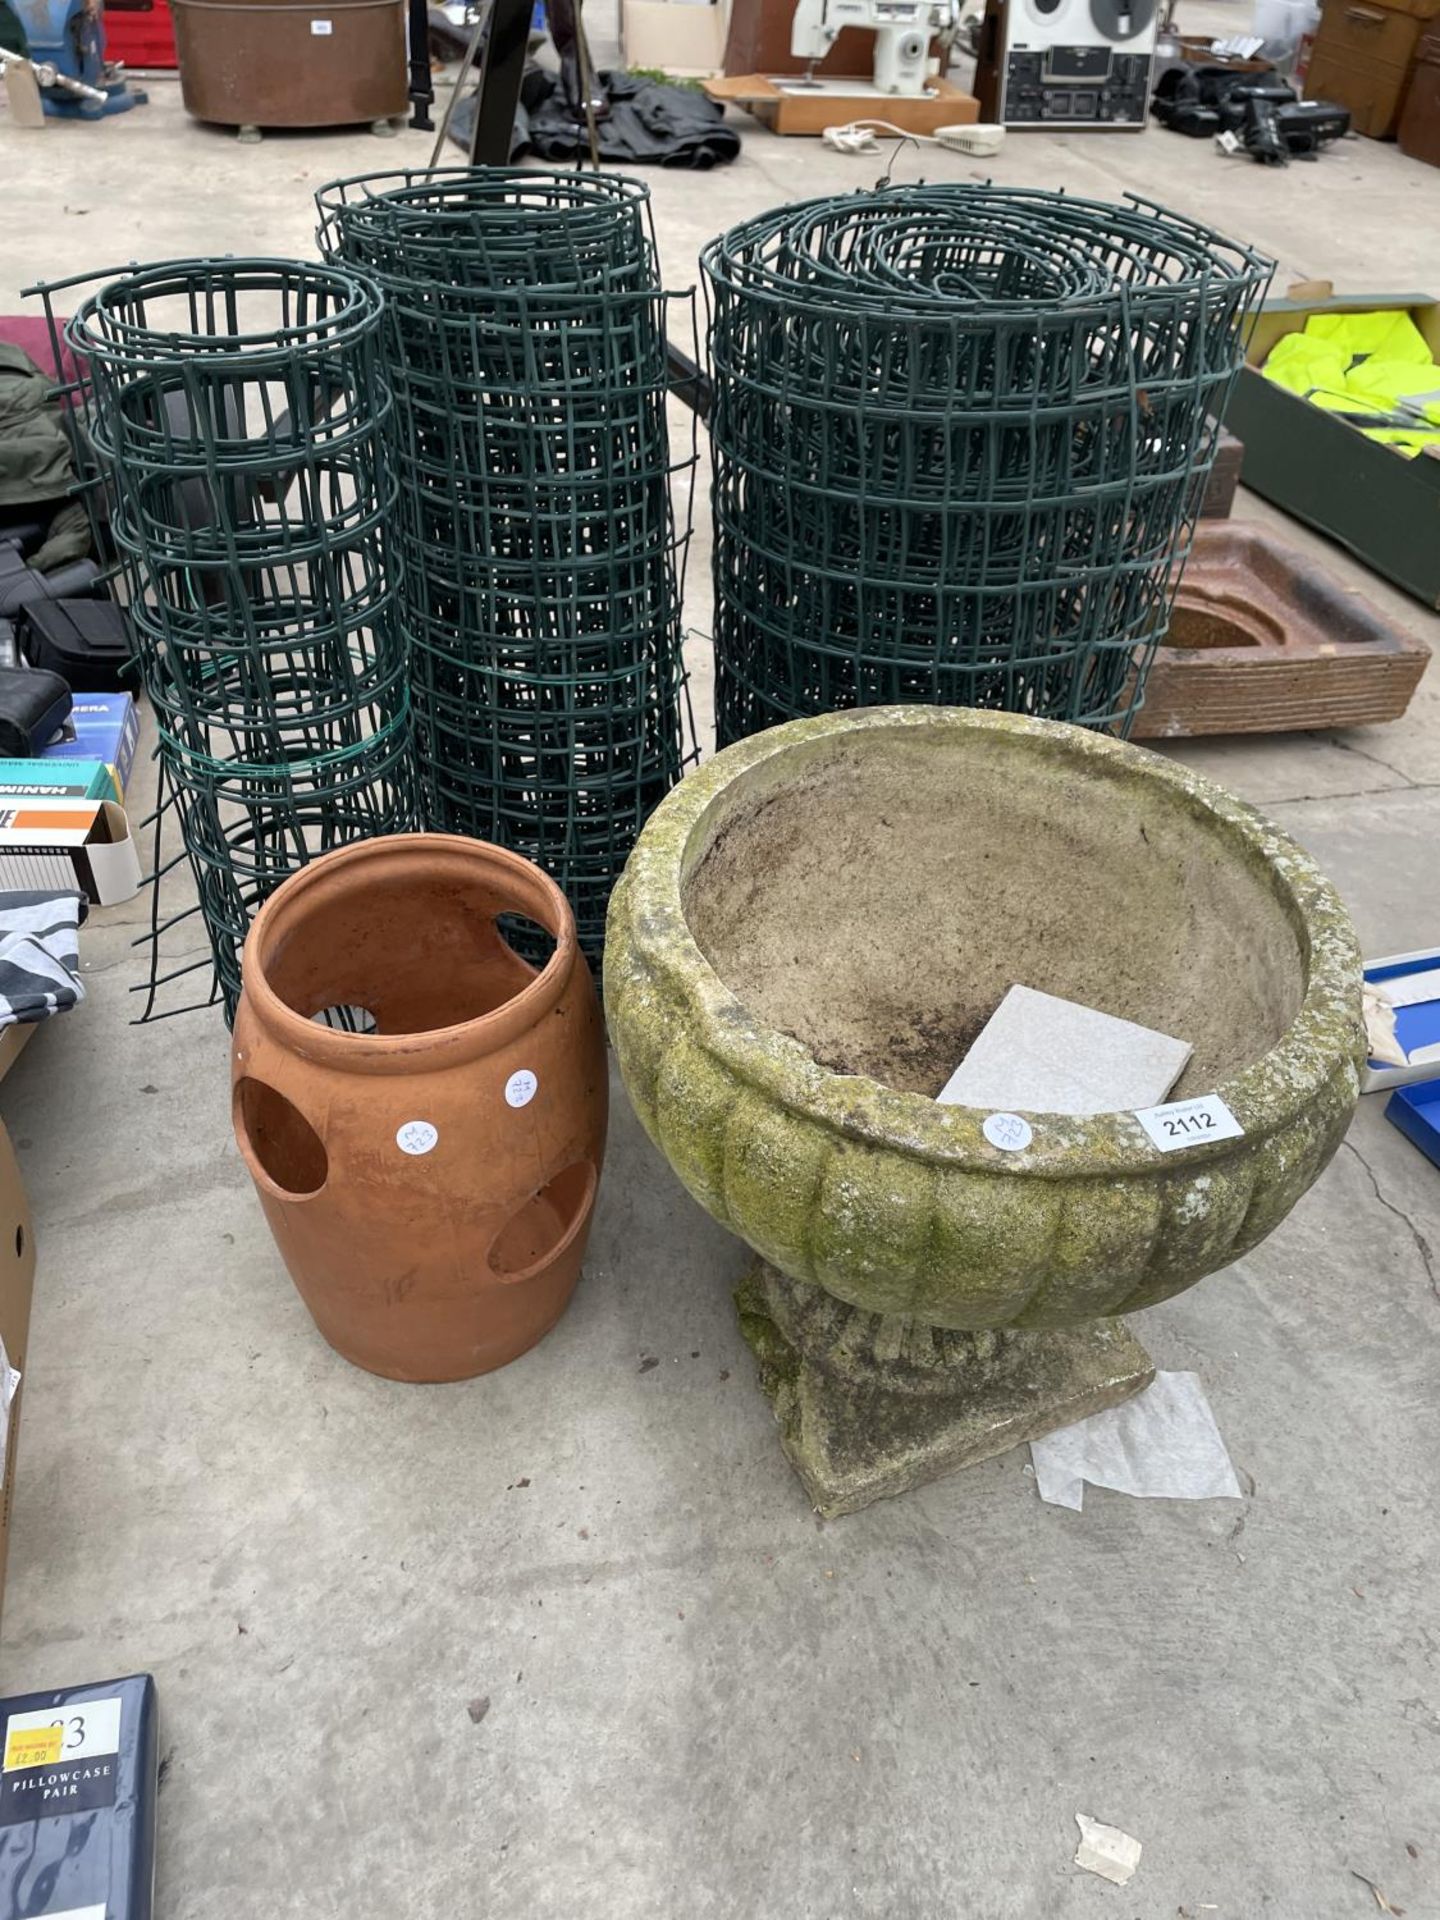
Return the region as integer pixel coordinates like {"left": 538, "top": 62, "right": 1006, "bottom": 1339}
{"left": 35, "top": 256, "right": 415, "bottom": 1020}
{"left": 701, "top": 186, "right": 1273, "bottom": 747}
{"left": 316, "top": 167, "right": 697, "bottom": 966}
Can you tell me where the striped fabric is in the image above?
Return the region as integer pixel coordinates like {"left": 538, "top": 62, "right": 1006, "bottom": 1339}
{"left": 0, "top": 889, "right": 85, "bottom": 1027}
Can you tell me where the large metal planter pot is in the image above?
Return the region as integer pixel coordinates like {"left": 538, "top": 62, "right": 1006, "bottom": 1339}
{"left": 604, "top": 707, "right": 1365, "bottom": 1510}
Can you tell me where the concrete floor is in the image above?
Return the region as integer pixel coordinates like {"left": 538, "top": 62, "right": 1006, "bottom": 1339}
{"left": 4, "top": 14, "right": 1440, "bottom": 1917}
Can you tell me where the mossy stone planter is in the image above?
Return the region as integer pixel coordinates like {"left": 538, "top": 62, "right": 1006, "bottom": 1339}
{"left": 605, "top": 707, "right": 1365, "bottom": 1512}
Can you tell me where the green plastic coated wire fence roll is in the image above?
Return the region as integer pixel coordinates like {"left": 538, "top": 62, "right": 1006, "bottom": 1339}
{"left": 58, "top": 256, "right": 415, "bottom": 1021}
{"left": 700, "top": 186, "right": 1273, "bottom": 746}
{"left": 315, "top": 167, "right": 697, "bottom": 969}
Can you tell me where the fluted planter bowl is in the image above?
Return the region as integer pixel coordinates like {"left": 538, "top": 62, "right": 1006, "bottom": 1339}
{"left": 604, "top": 706, "right": 1365, "bottom": 1331}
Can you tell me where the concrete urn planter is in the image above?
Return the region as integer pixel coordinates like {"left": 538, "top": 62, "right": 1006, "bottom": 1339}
{"left": 604, "top": 706, "right": 1366, "bottom": 1513}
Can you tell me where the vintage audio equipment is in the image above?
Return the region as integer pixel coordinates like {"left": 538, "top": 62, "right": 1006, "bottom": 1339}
{"left": 975, "top": 0, "right": 1158, "bottom": 128}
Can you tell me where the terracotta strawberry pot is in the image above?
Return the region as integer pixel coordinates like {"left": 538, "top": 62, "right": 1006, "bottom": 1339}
{"left": 231, "top": 834, "right": 608, "bottom": 1382}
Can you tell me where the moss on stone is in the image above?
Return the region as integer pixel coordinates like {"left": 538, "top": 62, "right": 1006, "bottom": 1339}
{"left": 605, "top": 707, "right": 1366, "bottom": 1332}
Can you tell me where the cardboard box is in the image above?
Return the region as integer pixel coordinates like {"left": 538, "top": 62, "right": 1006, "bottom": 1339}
{"left": 0, "top": 1027, "right": 33, "bottom": 1087}
{"left": 1176, "top": 33, "right": 1272, "bottom": 69}
{"left": 1223, "top": 283, "right": 1440, "bottom": 609}
{"left": 0, "top": 1121, "right": 35, "bottom": 1644}
{"left": 42, "top": 692, "right": 141, "bottom": 802}
{"left": 705, "top": 71, "right": 980, "bottom": 133}
{"left": 0, "top": 798, "right": 141, "bottom": 905}
{"left": 0, "top": 761, "right": 113, "bottom": 802}
{"left": 623, "top": 0, "right": 728, "bottom": 75}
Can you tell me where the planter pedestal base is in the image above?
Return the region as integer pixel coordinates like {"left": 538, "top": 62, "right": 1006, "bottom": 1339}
{"left": 736, "top": 1262, "right": 1154, "bottom": 1517}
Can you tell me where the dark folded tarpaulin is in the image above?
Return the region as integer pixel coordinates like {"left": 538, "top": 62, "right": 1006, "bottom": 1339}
{"left": 450, "top": 66, "right": 740, "bottom": 168}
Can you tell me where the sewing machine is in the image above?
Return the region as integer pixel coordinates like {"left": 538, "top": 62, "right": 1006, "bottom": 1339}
{"left": 788, "top": 0, "right": 958, "bottom": 96}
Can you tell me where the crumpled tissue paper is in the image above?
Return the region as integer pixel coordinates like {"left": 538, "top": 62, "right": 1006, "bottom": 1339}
{"left": 1074, "top": 1813, "right": 1142, "bottom": 1886}
{"left": 1030, "top": 1370, "right": 1242, "bottom": 1511}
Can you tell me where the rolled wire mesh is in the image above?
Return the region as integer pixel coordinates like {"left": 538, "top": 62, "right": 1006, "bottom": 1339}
{"left": 54, "top": 257, "right": 414, "bottom": 1020}
{"left": 316, "top": 167, "right": 697, "bottom": 966}
{"left": 701, "top": 186, "right": 1273, "bottom": 746}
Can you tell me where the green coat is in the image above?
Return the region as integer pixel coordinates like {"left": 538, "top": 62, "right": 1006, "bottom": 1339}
{"left": 0, "top": 343, "right": 91, "bottom": 569}
{"left": 0, "top": 342, "right": 75, "bottom": 508}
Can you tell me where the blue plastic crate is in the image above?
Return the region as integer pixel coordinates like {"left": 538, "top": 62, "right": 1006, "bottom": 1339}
{"left": 1363, "top": 948, "right": 1440, "bottom": 1092}
{"left": 1365, "top": 948, "right": 1440, "bottom": 1170}
{"left": 1386, "top": 1077, "right": 1440, "bottom": 1171}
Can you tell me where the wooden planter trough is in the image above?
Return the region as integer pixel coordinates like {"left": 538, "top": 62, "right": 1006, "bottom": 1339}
{"left": 1131, "top": 524, "right": 1431, "bottom": 740}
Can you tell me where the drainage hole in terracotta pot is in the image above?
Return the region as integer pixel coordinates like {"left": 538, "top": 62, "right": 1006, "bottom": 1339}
{"left": 234, "top": 1077, "right": 329, "bottom": 1197}
{"left": 1166, "top": 603, "right": 1278, "bottom": 651}
{"left": 495, "top": 913, "right": 558, "bottom": 972}
{"left": 310, "top": 1004, "right": 379, "bottom": 1034}
{"left": 488, "top": 1160, "right": 596, "bottom": 1283}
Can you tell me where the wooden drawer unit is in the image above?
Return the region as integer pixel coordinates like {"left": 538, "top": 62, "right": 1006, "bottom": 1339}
{"left": 1307, "top": 0, "right": 1440, "bottom": 134}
